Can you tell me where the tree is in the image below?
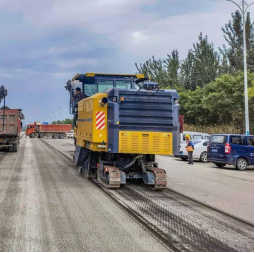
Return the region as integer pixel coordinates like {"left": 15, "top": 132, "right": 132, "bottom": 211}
{"left": 180, "top": 33, "right": 219, "bottom": 90}
{"left": 220, "top": 11, "right": 254, "bottom": 72}
{"left": 179, "top": 72, "right": 254, "bottom": 133}
{"left": 135, "top": 50, "right": 180, "bottom": 89}
{"left": 135, "top": 56, "right": 167, "bottom": 87}
{"left": 51, "top": 118, "right": 73, "bottom": 125}
{"left": 179, "top": 50, "right": 195, "bottom": 90}
{"left": 179, "top": 87, "right": 209, "bottom": 125}
{"left": 163, "top": 50, "right": 180, "bottom": 87}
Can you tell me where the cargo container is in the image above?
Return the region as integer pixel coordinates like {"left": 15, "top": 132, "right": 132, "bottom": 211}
{"left": 26, "top": 122, "right": 72, "bottom": 139}
{"left": 0, "top": 108, "right": 23, "bottom": 152}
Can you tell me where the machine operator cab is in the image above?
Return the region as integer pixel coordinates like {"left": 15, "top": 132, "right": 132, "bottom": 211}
{"left": 65, "top": 73, "right": 147, "bottom": 115}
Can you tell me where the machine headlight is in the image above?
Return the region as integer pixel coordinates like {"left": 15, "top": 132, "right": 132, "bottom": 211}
{"left": 100, "top": 97, "right": 108, "bottom": 106}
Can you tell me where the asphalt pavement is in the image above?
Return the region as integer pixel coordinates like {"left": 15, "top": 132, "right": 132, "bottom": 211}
{"left": 1, "top": 137, "right": 253, "bottom": 251}
{"left": 157, "top": 155, "right": 254, "bottom": 224}
{"left": 0, "top": 137, "right": 168, "bottom": 251}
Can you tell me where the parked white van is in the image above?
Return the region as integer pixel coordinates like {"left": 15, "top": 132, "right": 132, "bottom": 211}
{"left": 180, "top": 131, "right": 211, "bottom": 143}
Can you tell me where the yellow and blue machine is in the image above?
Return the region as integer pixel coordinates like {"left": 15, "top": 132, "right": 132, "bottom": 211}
{"left": 65, "top": 73, "right": 179, "bottom": 189}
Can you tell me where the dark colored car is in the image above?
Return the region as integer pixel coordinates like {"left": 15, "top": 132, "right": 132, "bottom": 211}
{"left": 207, "top": 134, "right": 254, "bottom": 170}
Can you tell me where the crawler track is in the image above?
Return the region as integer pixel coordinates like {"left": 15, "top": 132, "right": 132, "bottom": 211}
{"left": 40, "top": 139, "right": 254, "bottom": 252}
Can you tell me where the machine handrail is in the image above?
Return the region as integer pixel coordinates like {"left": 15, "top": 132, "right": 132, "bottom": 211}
{"left": 0, "top": 86, "right": 7, "bottom": 132}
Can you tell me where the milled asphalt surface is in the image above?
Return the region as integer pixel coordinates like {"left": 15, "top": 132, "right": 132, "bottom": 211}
{"left": 0, "top": 136, "right": 168, "bottom": 252}
{"left": 44, "top": 138, "right": 254, "bottom": 224}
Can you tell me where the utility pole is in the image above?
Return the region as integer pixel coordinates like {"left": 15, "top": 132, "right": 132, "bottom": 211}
{"left": 227, "top": 0, "right": 253, "bottom": 135}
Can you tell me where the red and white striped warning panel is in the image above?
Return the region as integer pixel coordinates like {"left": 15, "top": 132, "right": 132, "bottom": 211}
{"left": 96, "top": 111, "right": 106, "bottom": 130}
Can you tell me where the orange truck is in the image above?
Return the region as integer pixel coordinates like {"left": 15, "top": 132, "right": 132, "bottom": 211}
{"left": 26, "top": 122, "right": 72, "bottom": 139}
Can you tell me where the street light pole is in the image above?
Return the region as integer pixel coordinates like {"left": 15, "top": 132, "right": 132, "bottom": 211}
{"left": 227, "top": 0, "right": 253, "bottom": 135}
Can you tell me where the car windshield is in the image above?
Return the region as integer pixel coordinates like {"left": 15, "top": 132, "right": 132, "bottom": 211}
{"left": 211, "top": 135, "right": 226, "bottom": 144}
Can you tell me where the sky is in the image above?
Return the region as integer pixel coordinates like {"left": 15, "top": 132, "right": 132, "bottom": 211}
{"left": 0, "top": 0, "right": 253, "bottom": 125}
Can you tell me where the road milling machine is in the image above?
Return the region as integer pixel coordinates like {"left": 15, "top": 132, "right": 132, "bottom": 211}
{"left": 65, "top": 73, "right": 179, "bottom": 190}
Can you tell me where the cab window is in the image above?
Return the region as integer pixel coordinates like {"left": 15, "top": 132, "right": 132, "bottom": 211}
{"left": 98, "top": 80, "right": 114, "bottom": 92}
{"left": 84, "top": 84, "right": 97, "bottom": 97}
{"left": 116, "top": 80, "right": 131, "bottom": 89}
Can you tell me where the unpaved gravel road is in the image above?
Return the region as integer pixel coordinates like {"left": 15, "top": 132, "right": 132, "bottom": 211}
{"left": 0, "top": 137, "right": 168, "bottom": 252}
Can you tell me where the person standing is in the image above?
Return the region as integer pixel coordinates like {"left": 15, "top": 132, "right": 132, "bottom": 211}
{"left": 185, "top": 135, "right": 194, "bottom": 165}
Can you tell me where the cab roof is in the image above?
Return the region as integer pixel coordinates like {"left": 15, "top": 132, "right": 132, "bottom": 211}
{"left": 72, "top": 73, "right": 145, "bottom": 81}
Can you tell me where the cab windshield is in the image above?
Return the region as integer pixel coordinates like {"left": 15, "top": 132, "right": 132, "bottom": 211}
{"left": 116, "top": 80, "right": 131, "bottom": 89}
{"left": 84, "top": 79, "right": 132, "bottom": 96}
{"left": 98, "top": 80, "right": 114, "bottom": 92}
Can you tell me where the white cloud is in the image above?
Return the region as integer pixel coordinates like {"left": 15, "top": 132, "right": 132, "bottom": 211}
{"left": 0, "top": 0, "right": 158, "bottom": 31}
{"left": 51, "top": 71, "right": 74, "bottom": 79}
{"left": 116, "top": 11, "right": 230, "bottom": 58}
{"left": 0, "top": 0, "right": 250, "bottom": 60}
{"left": 56, "top": 58, "right": 99, "bottom": 68}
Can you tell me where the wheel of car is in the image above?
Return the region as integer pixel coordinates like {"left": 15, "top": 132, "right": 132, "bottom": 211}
{"left": 214, "top": 163, "right": 225, "bottom": 168}
{"left": 200, "top": 151, "right": 208, "bottom": 162}
{"left": 236, "top": 158, "right": 248, "bottom": 171}
{"left": 181, "top": 157, "right": 188, "bottom": 161}
{"left": 30, "top": 133, "right": 35, "bottom": 138}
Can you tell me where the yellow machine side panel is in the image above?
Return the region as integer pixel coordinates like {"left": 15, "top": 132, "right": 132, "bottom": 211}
{"left": 77, "top": 93, "right": 108, "bottom": 151}
{"left": 119, "top": 131, "right": 173, "bottom": 155}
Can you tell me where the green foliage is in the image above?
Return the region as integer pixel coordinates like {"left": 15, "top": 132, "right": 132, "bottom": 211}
{"left": 51, "top": 118, "right": 73, "bottom": 125}
{"left": 248, "top": 85, "right": 254, "bottom": 99}
{"left": 164, "top": 50, "right": 180, "bottom": 87}
{"left": 179, "top": 72, "right": 254, "bottom": 133}
{"left": 135, "top": 50, "right": 180, "bottom": 89}
{"left": 220, "top": 11, "right": 254, "bottom": 72}
{"left": 180, "top": 33, "right": 219, "bottom": 90}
